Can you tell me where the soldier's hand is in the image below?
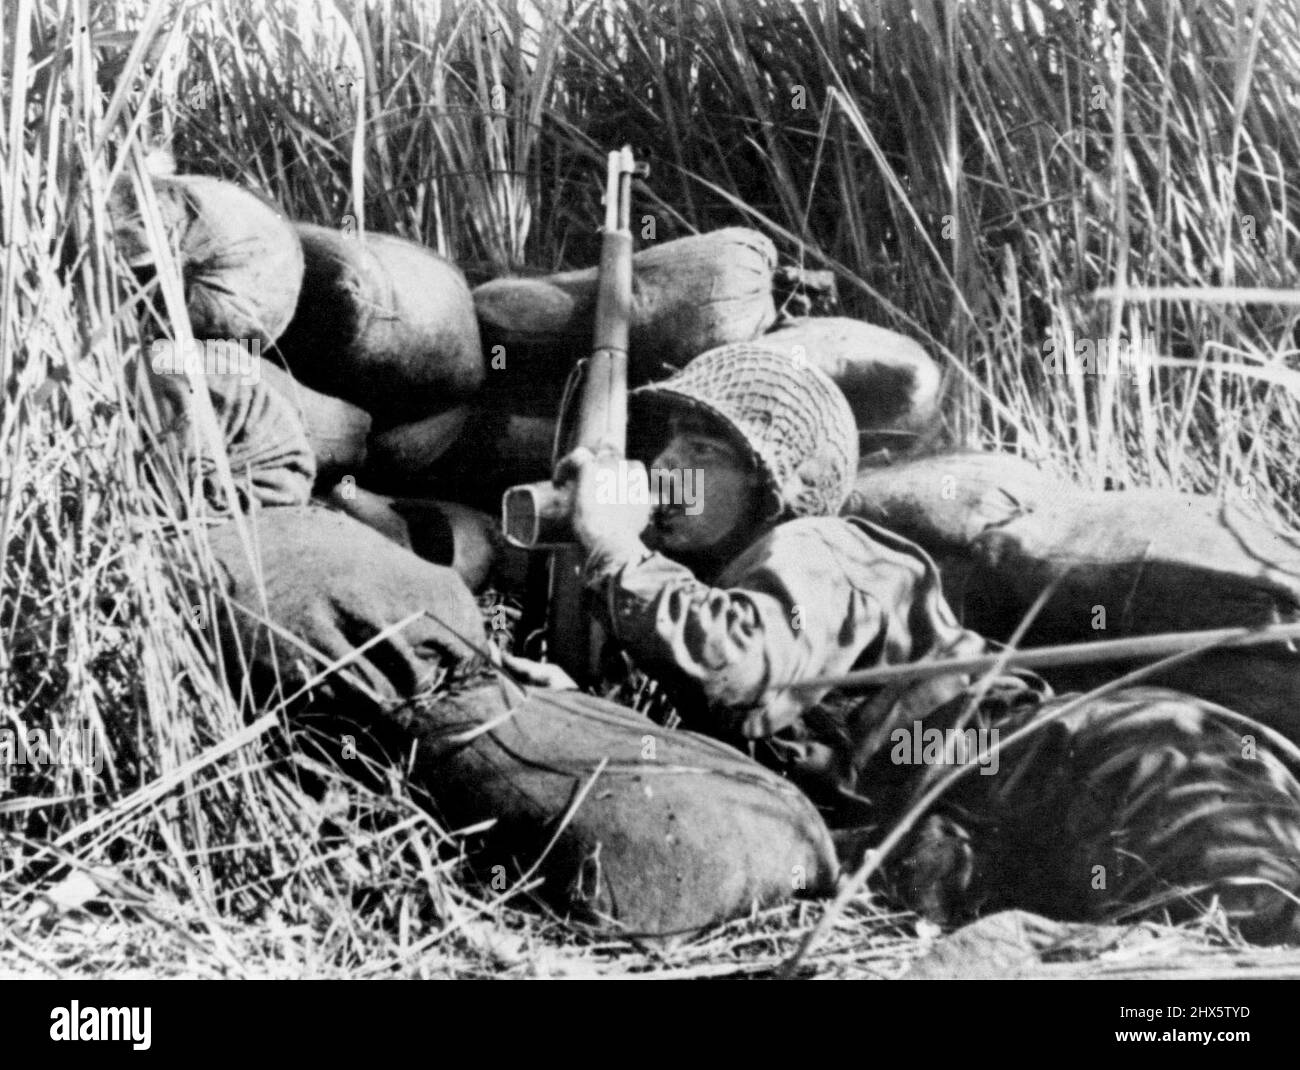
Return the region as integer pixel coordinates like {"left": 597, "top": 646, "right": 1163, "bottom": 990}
{"left": 555, "top": 446, "right": 652, "bottom": 553}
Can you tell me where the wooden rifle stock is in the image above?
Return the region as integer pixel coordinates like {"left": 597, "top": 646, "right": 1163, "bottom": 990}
{"left": 501, "top": 147, "right": 638, "bottom": 685}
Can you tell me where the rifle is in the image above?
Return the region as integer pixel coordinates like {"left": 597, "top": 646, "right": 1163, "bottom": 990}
{"left": 501, "top": 146, "right": 639, "bottom": 686}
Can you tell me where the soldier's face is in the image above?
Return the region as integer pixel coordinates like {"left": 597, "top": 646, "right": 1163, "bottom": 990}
{"left": 645, "top": 413, "right": 765, "bottom": 556}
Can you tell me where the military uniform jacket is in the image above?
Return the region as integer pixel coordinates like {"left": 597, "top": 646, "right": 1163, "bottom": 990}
{"left": 583, "top": 515, "right": 1000, "bottom": 797}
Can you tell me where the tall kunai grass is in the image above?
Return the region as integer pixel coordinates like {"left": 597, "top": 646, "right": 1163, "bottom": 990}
{"left": 3, "top": 0, "right": 1299, "bottom": 976}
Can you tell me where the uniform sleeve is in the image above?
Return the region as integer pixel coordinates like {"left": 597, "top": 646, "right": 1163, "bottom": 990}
{"left": 582, "top": 526, "right": 885, "bottom": 739}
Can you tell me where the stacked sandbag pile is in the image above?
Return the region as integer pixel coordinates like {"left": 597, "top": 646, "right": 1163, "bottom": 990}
{"left": 111, "top": 172, "right": 317, "bottom": 512}
{"left": 110, "top": 172, "right": 951, "bottom": 582}
{"left": 470, "top": 229, "right": 944, "bottom": 442}
{"left": 161, "top": 203, "right": 947, "bottom": 588}
{"left": 109, "top": 173, "right": 489, "bottom": 585}
{"left": 263, "top": 222, "right": 513, "bottom": 576}
{"left": 253, "top": 217, "right": 533, "bottom": 586}
{"left": 367, "top": 227, "right": 775, "bottom": 499}
{"left": 440, "top": 230, "right": 945, "bottom": 506}
{"left": 370, "top": 227, "right": 784, "bottom": 505}
{"left": 473, "top": 227, "right": 779, "bottom": 409}
{"left": 843, "top": 452, "right": 1300, "bottom": 740}
{"left": 109, "top": 173, "right": 346, "bottom": 483}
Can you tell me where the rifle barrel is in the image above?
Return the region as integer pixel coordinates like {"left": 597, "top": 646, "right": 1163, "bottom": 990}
{"left": 540, "top": 146, "right": 638, "bottom": 684}
{"left": 578, "top": 150, "right": 634, "bottom": 454}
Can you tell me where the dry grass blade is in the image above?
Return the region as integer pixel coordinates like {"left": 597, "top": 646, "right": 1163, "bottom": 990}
{"left": 783, "top": 621, "right": 1300, "bottom": 695}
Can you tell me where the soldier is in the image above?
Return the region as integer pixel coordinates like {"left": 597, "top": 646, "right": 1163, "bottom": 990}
{"left": 527, "top": 341, "right": 1300, "bottom": 943}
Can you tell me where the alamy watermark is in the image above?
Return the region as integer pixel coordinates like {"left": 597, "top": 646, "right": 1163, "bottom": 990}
{"left": 594, "top": 461, "right": 703, "bottom": 515}
{"left": 890, "top": 720, "right": 1001, "bottom": 776}
{"left": 1041, "top": 332, "right": 1158, "bottom": 377}
{"left": 0, "top": 726, "right": 103, "bottom": 786}
{"left": 149, "top": 336, "right": 262, "bottom": 384}
{"left": 50, "top": 1001, "right": 151, "bottom": 1050}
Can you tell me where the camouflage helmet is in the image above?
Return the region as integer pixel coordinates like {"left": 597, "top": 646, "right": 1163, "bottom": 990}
{"left": 631, "top": 342, "right": 859, "bottom": 519}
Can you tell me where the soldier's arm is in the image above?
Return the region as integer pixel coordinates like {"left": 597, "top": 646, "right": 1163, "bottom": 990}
{"left": 583, "top": 525, "right": 884, "bottom": 738}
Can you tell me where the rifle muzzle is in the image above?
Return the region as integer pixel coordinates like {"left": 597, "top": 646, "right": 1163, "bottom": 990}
{"left": 502, "top": 480, "right": 575, "bottom": 548}
{"left": 502, "top": 464, "right": 662, "bottom": 550}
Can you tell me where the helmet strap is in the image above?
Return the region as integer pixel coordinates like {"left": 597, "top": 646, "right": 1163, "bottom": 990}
{"left": 761, "top": 487, "right": 785, "bottom": 523}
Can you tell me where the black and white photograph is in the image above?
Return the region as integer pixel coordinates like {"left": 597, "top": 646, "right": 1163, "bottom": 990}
{"left": 3, "top": 0, "right": 1300, "bottom": 1023}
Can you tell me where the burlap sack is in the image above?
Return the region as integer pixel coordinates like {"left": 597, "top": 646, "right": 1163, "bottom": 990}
{"left": 273, "top": 225, "right": 484, "bottom": 427}
{"left": 258, "top": 359, "right": 370, "bottom": 486}
{"left": 473, "top": 228, "right": 777, "bottom": 415}
{"left": 319, "top": 484, "right": 413, "bottom": 550}
{"left": 144, "top": 366, "right": 316, "bottom": 513}
{"left": 205, "top": 505, "right": 483, "bottom": 707}
{"left": 844, "top": 457, "right": 1300, "bottom": 739}
{"left": 364, "top": 406, "right": 470, "bottom": 488}
{"left": 109, "top": 173, "right": 304, "bottom": 344}
{"left": 961, "top": 491, "right": 1300, "bottom": 740}
{"left": 842, "top": 451, "right": 1067, "bottom": 556}
{"left": 395, "top": 682, "right": 839, "bottom": 937}
{"left": 321, "top": 484, "right": 527, "bottom": 593}
{"left": 367, "top": 408, "right": 555, "bottom": 509}
{"left": 761, "top": 317, "right": 942, "bottom": 446}
{"left": 972, "top": 491, "right": 1300, "bottom": 638}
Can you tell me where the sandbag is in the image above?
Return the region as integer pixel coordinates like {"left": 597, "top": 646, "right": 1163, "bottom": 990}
{"left": 842, "top": 451, "right": 1069, "bottom": 557}
{"left": 273, "top": 224, "right": 484, "bottom": 427}
{"left": 366, "top": 408, "right": 555, "bottom": 510}
{"left": 473, "top": 228, "right": 778, "bottom": 414}
{"left": 258, "top": 359, "right": 370, "bottom": 486}
{"left": 109, "top": 173, "right": 304, "bottom": 344}
{"left": 140, "top": 361, "right": 316, "bottom": 513}
{"left": 397, "top": 681, "right": 839, "bottom": 937}
{"left": 762, "top": 317, "right": 942, "bottom": 445}
{"left": 959, "top": 491, "right": 1300, "bottom": 740}
{"left": 364, "top": 406, "right": 470, "bottom": 488}
{"left": 205, "top": 505, "right": 483, "bottom": 707}
{"left": 320, "top": 484, "right": 414, "bottom": 549}
{"left": 844, "top": 458, "right": 1300, "bottom": 738}
{"left": 973, "top": 491, "right": 1300, "bottom": 638}
{"left": 321, "top": 483, "right": 528, "bottom": 593}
